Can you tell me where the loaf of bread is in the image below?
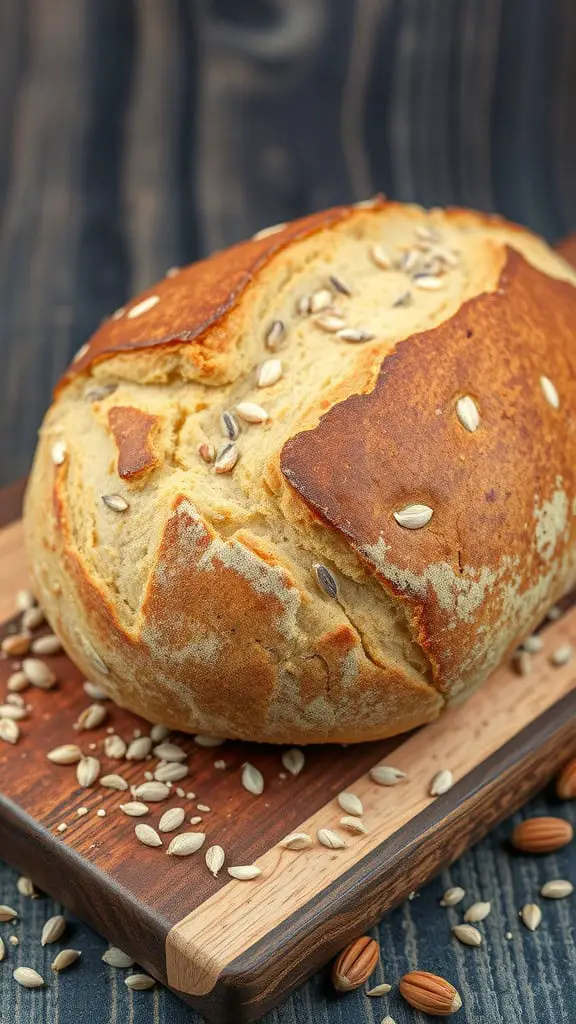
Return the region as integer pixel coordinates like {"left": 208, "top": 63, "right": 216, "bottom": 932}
{"left": 24, "top": 199, "right": 576, "bottom": 743}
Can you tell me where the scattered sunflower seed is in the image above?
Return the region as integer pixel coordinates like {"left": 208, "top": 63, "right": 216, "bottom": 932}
{"left": 456, "top": 395, "right": 480, "bottom": 433}
{"left": 135, "top": 824, "right": 163, "bottom": 848}
{"left": 125, "top": 973, "right": 156, "bottom": 990}
{"left": 464, "top": 901, "right": 491, "bottom": 923}
{"left": 102, "top": 947, "right": 135, "bottom": 968}
{"left": 452, "top": 924, "right": 482, "bottom": 947}
{"left": 126, "top": 736, "right": 153, "bottom": 760}
{"left": 393, "top": 503, "right": 433, "bottom": 530}
{"left": 366, "top": 983, "right": 392, "bottom": 996}
{"left": 119, "top": 802, "right": 150, "bottom": 817}
{"left": 21, "top": 606, "right": 45, "bottom": 631}
{"left": 521, "top": 903, "right": 542, "bottom": 931}
{"left": 235, "top": 401, "right": 269, "bottom": 424}
{"left": 0, "top": 719, "right": 19, "bottom": 744}
{"left": 13, "top": 967, "right": 44, "bottom": 988}
{"left": 281, "top": 748, "right": 305, "bottom": 776}
{"left": 317, "top": 829, "right": 347, "bottom": 850}
{"left": 31, "top": 633, "right": 62, "bottom": 655}
{"left": 540, "top": 375, "right": 560, "bottom": 410}
{"left": 0, "top": 704, "right": 26, "bottom": 720}
{"left": 550, "top": 644, "right": 573, "bottom": 667}
{"left": 51, "top": 949, "right": 81, "bottom": 972}
{"left": 214, "top": 443, "right": 239, "bottom": 474}
{"left": 76, "top": 704, "right": 108, "bottom": 731}
{"left": 540, "top": 879, "right": 573, "bottom": 899}
{"left": 153, "top": 742, "right": 186, "bottom": 763}
{"left": 83, "top": 681, "right": 109, "bottom": 700}
{"left": 257, "top": 358, "right": 283, "bottom": 388}
{"left": 2, "top": 633, "right": 31, "bottom": 656}
{"left": 16, "top": 589, "right": 36, "bottom": 611}
{"left": 167, "top": 833, "right": 206, "bottom": 856}
{"left": 242, "top": 763, "right": 264, "bottom": 796}
{"left": 100, "top": 774, "right": 129, "bottom": 792}
{"left": 265, "top": 320, "right": 285, "bottom": 350}
{"left": 312, "top": 563, "right": 338, "bottom": 599}
{"left": 205, "top": 845, "right": 225, "bottom": 876}
{"left": 340, "top": 816, "right": 367, "bottom": 835}
{"left": 338, "top": 328, "right": 375, "bottom": 342}
{"left": 132, "top": 782, "right": 170, "bottom": 802}
{"left": 189, "top": 816, "right": 202, "bottom": 825}
{"left": 102, "top": 493, "right": 129, "bottom": 512}
{"left": 17, "top": 877, "right": 37, "bottom": 898}
{"left": 314, "top": 313, "right": 346, "bottom": 333}
{"left": 0, "top": 905, "right": 17, "bottom": 922}
{"left": 279, "top": 832, "right": 313, "bottom": 850}
{"left": 194, "top": 735, "right": 225, "bottom": 748}
{"left": 77, "top": 757, "right": 100, "bottom": 787}
{"left": 370, "top": 765, "right": 407, "bottom": 786}
{"left": 369, "top": 243, "right": 392, "bottom": 269}
{"left": 51, "top": 441, "right": 67, "bottom": 466}
{"left": 7, "top": 671, "right": 29, "bottom": 693}
{"left": 337, "top": 792, "right": 363, "bottom": 817}
{"left": 197, "top": 804, "right": 210, "bottom": 813}
{"left": 297, "top": 295, "right": 311, "bottom": 315}
{"left": 440, "top": 886, "right": 466, "bottom": 907}
{"left": 104, "top": 734, "right": 127, "bottom": 759}
{"left": 430, "top": 769, "right": 454, "bottom": 796}
{"left": 310, "top": 288, "right": 333, "bottom": 313}
{"left": 547, "top": 605, "right": 562, "bottom": 621}
{"left": 127, "top": 295, "right": 160, "bottom": 319}
{"left": 414, "top": 275, "right": 444, "bottom": 290}
{"left": 155, "top": 763, "right": 189, "bottom": 783}
{"left": 522, "top": 635, "right": 543, "bottom": 654}
{"left": 329, "top": 274, "right": 352, "bottom": 296}
{"left": 220, "top": 410, "right": 240, "bottom": 441}
{"left": 41, "top": 915, "right": 66, "bottom": 946}
{"left": 150, "top": 724, "right": 170, "bottom": 742}
{"left": 158, "top": 808, "right": 186, "bottom": 833}
{"left": 227, "top": 865, "right": 261, "bottom": 880}
{"left": 22, "top": 658, "right": 56, "bottom": 690}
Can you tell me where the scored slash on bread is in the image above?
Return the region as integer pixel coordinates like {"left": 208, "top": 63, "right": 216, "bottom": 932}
{"left": 23, "top": 199, "right": 576, "bottom": 743}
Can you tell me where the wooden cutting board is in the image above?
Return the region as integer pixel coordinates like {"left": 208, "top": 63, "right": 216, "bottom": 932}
{"left": 1, "top": 481, "right": 575, "bottom": 1023}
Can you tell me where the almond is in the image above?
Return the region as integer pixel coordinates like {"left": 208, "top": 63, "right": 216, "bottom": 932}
{"left": 556, "top": 757, "right": 576, "bottom": 800}
{"left": 399, "top": 971, "right": 462, "bottom": 1016}
{"left": 511, "top": 816, "right": 573, "bottom": 853}
{"left": 331, "top": 936, "right": 379, "bottom": 992}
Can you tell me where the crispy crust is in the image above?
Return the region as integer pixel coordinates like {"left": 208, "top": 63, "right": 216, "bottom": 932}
{"left": 23, "top": 201, "right": 576, "bottom": 742}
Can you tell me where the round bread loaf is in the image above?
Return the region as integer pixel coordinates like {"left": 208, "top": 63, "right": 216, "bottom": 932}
{"left": 24, "top": 199, "right": 576, "bottom": 743}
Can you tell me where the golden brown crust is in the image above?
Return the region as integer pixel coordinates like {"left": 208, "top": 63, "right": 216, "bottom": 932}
{"left": 281, "top": 249, "right": 576, "bottom": 694}
{"left": 107, "top": 406, "right": 162, "bottom": 480}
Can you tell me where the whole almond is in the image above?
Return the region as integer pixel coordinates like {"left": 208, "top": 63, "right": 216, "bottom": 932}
{"left": 511, "top": 816, "right": 573, "bottom": 853}
{"left": 331, "top": 936, "right": 379, "bottom": 992}
{"left": 556, "top": 757, "right": 576, "bottom": 799}
{"left": 399, "top": 971, "right": 462, "bottom": 1015}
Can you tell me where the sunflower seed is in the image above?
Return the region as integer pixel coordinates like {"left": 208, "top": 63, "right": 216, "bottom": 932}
{"left": 17, "top": 877, "right": 37, "bottom": 898}
{"left": 513, "top": 651, "right": 532, "bottom": 677}
{"left": 540, "top": 375, "right": 560, "bottom": 409}
{"left": 257, "top": 358, "right": 283, "bottom": 388}
{"left": 310, "top": 288, "right": 333, "bottom": 313}
{"left": 205, "top": 845, "right": 225, "bottom": 876}
{"left": 0, "top": 905, "right": 17, "bottom": 921}
{"left": 416, "top": 224, "right": 442, "bottom": 243}
{"left": 100, "top": 774, "right": 129, "bottom": 792}
{"left": 0, "top": 719, "right": 19, "bottom": 744}
{"left": 126, "top": 736, "right": 153, "bottom": 760}
{"left": 337, "top": 792, "right": 363, "bottom": 817}
{"left": 456, "top": 395, "right": 480, "bottom": 433}
{"left": 0, "top": 937, "right": 4, "bottom": 960}
{"left": 167, "top": 833, "right": 206, "bottom": 856}
{"left": 197, "top": 804, "right": 210, "bottom": 813}
{"left": 392, "top": 290, "right": 412, "bottom": 307}
{"left": 76, "top": 756, "right": 100, "bottom": 787}
{"left": 370, "top": 765, "right": 407, "bottom": 786}
{"left": 125, "top": 973, "right": 156, "bottom": 990}
{"left": 464, "top": 901, "right": 491, "bottom": 923}
{"left": 393, "top": 504, "right": 433, "bottom": 529}
{"left": 522, "top": 635, "right": 543, "bottom": 654}
{"left": 194, "top": 735, "right": 226, "bottom": 748}
{"left": 540, "top": 879, "right": 573, "bottom": 899}
{"left": 127, "top": 295, "right": 160, "bottom": 319}
{"left": 198, "top": 442, "right": 216, "bottom": 464}
{"left": 369, "top": 243, "right": 392, "bottom": 269}
{"left": 132, "top": 782, "right": 170, "bottom": 802}
{"left": 189, "top": 816, "right": 202, "bottom": 825}
{"left": 6, "top": 694, "right": 24, "bottom": 707}
{"left": 329, "top": 274, "right": 352, "bottom": 296}
{"left": 279, "top": 832, "right": 313, "bottom": 850}
{"left": 22, "top": 658, "right": 56, "bottom": 689}
{"left": 41, "top": 915, "right": 66, "bottom": 946}
{"left": 16, "top": 589, "right": 36, "bottom": 611}
{"left": 338, "top": 328, "right": 375, "bottom": 343}
{"left": 317, "top": 828, "right": 347, "bottom": 850}
{"left": 7, "top": 671, "right": 29, "bottom": 693}
{"left": 135, "top": 824, "right": 162, "bottom": 848}
{"left": 220, "top": 410, "right": 240, "bottom": 441}
{"left": 440, "top": 886, "right": 466, "bottom": 907}
{"left": 242, "top": 763, "right": 264, "bottom": 795}
{"left": 550, "top": 643, "right": 573, "bottom": 667}
{"left": 119, "top": 802, "right": 150, "bottom": 817}
{"left": 214, "top": 443, "right": 239, "bottom": 474}
{"left": 19, "top": 606, "right": 43, "bottom": 632}
{"left": 366, "top": 983, "right": 392, "bottom": 996}
{"left": 297, "top": 295, "right": 311, "bottom": 315}
{"left": 85, "top": 384, "right": 117, "bottom": 402}
{"left": 414, "top": 275, "right": 444, "bottom": 290}
{"left": 102, "top": 493, "right": 129, "bottom": 512}
{"left": 158, "top": 807, "right": 186, "bottom": 833}
{"left": 227, "top": 865, "right": 261, "bottom": 880}
{"left": 398, "top": 249, "right": 421, "bottom": 272}
{"left": 2, "top": 633, "right": 31, "bottom": 656}
{"left": 104, "top": 734, "right": 127, "bottom": 759}
{"left": 453, "top": 923, "right": 482, "bottom": 946}
{"left": 51, "top": 949, "right": 81, "bottom": 972}
{"left": 313, "top": 563, "right": 338, "bottom": 599}
{"left": 281, "top": 748, "right": 305, "bottom": 776}
{"left": 13, "top": 967, "right": 44, "bottom": 988}
{"left": 235, "top": 402, "right": 269, "bottom": 424}
{"left": 314, "top": 313, "right": 346, "bottom": 333}
{"left": 430, "top": 769, "right": 453, "bottom": 796}
{"left": 102, "top": 947, "right": 135, "bottom": 968}
{"left": 51, "top": 441, "right": 67, "bottom": 466}
{"left": 265, "top": 320, "right": 285, "bottom": 350}
{"left": 155, "top": 763, "right": 188, "bottom": 783}
{"left": 340, "top": 816, "right": 367, "bottom": 835}
{"left": 83, "top": 681, "right": 109, "bottom": 700}
{"left": 76, "top": 704, "right": 108, "bottom": 731}
{"left": 30, "top": 633, "right": 62, "bottom": 656}
{"left": 0, "top": 704, "right": 26, "bottom": 720}
{"left": 152, "top": 742, "right": 186, "bottom": 763}
{"left": 150, "top": 724, "right": 170, "bottom": 742}
{"left": 521, "top": 903, "right": 542, "bottom": 931}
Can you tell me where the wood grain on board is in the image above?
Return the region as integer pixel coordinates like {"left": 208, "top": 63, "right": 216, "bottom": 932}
{"left": 0, "top": 495, "right": 575, "bottom": 1023}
